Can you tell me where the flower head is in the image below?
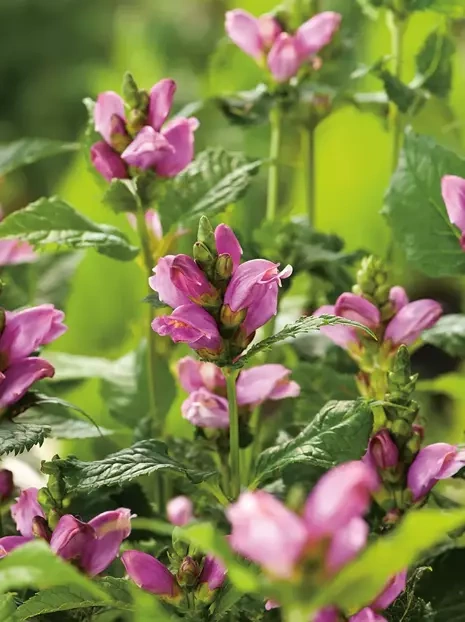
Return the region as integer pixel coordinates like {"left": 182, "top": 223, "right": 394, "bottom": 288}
{"left": 152, "top": 304, "right": 222, "bottom": 352}
{"left": 167, "top": 496, "right": 193, "bottom": 527}
{"left": 122, "top": 550, "right": 180, "bottom": 597}
{"left": 11, "top": 488, "right": 45, "bottom": 537}
{"left": 385, "top": 299, "right": 442, "bottom": 346}
{"left": 177, "top": 356, "right": 225, "bottom": 393}
{"left": 181, "top": 388, "right": 229, "bottom": 428}
{"left": 407, "top": 443, "right": 465, "bottom": 501}
{"left": 237, "top": 364, "right": 300, "bottom": 406}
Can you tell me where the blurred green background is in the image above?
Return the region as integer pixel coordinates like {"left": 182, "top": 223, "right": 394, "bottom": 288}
{"left": 2, "top": 0, "right": 465, "bottom": 459}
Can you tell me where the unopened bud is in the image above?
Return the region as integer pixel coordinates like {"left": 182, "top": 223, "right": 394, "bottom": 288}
{"left": 197, "top": 216, "right": 217, "bottom": 256}
{"left": 215, "top": 254, "right": 234, "bottom": 281}
{"left": 122, "top": 72, "right": 140, "bottom": 108}
{"left": 177, "top": 556, "right": 201, "bottom": 588}
{"left": 391, "top": 418, "right": 411, "bottom": 441}
{"left": 37, "top": 487, "right": 55, "bottom": 511}
{"left": 193, "top": 241, "right": 215, "bottom": 268}
{"left": 127, "top": 108, "right": 147, "bottom": 136}
{"left": 32, "top": 516, "right": 52, "bottom": 542}
{"left": 220, "top": 304, "right": 246, "bottom": 329}
{"left": 0, "top": 470, "right": 13, "bottom": 502}
{"left": 47, "top": 475, "right": 66, "bottom": 505}
{"left": 369, "top": 430, "right": 399, "bottom": 470}
{"left": 47, "top": 508, "right": 62, "bottom": 530}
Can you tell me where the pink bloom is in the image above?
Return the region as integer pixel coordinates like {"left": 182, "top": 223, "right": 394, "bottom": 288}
{"left": 199, "top": 555, "right": 226, "bottom": 591}
{"left": 334, "top": 293, "right": 380, "bottom": 329}
{"left": 11, "top": 488, "right": 45, "bottom": 537}
{"left": 325, "top": 517, "right": 369, "bottom": 574}
{"left": 385, "top": 299, "right": 442, "bottom": 346}
{"left": 407, "top": 443, "right": 465, "bottom": 501}
{"left": 304, "top": 461, "right": 379, "bottom": 540}
{"left": 181, "top": 388, "right": 229, "bottom": 428}
{"left": 170, "top": 254, "right": 218, "bottom": 304}
{"left": 372, "top": 570, "right": 407, "bottom": 610}
{"left": 0, "top": 469, "right": 13, "bottom": 501}
{"left": 237, "top": 364, "right": 300, "bottom": 407}
{"left": 149, "top": 255, "right": 191, "bottom": 309}
{"left": 121, "top": 126, "right": 174, "bottom": 169}
{"left": 224, "top": 259, "right": 292, "bottom": 334}
{"left": 441, "top": 175, "right": 465, "bottom": 249}
{"left": 177, "top": 356, "right": 225, "bottom": 393}
{"left": 94, "top": 91, "right": 126, "bottom": 145}
{"left": 350, "top": 609, "right": 387, "bottom": 622}
{"left": 314, "top": 609, "right": 340, "bottom": 622}
{"left": 122, "top": 550, "right": 179, "bottom": 597}
{"left": 389, "top": 286, "right": 409, "bottom": 313}
{"left": 215, "top": 224, "right": 243, "bottom": 273}
{"left": 313, "top": 305, "right": 359, "bottom": 350}
{"left": 0, "top": 236, "right": 36, "bottom": 265}
{"left": 295, "top": 12, "right": 342, "bottom": 60}
{"left": 81, "top": 508, "right": 132, "bottom": 576}
{"left": 225, "top": 10, "right": 281, "bottom": 61}
{"left": 268, "top": 33, "right": 301, "bottom": 82}
{"left": 227, "top": 490, "right": 308, "bottom": 579}
{"left": 90, "top": 142, "right": 128, "bottom": 182}
{"left": 363, "top": 430, "right": 399, "bottom": 472}
{"left": 152, "top": 304, "right": 222, "bottom": 351}
{"left": 50, "top": 515, "right": 95, "bottom": 562}
{"left": 167, "top": 496, "right": 193, "bottom": 527}
{"left": 127, "top": 209, "right": 163, "bottom": 240}
{"left": 0, "top": 535, "right": 32, "bottom": 558}
{"left": 148, "top": 79, "right": 177, "bottom": 132}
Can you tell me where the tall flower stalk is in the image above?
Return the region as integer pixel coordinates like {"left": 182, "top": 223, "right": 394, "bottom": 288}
{"left": 389, "top": 4, "right": 408, "bottom": 174}
{"left": 301, "top": 121, "right": 316, "bottom": 225}
{"left": 266, "top": 105, "right": 283, "bottom": 222}
{"left": 224, "top": 368, "right": 240, "bottom": 499}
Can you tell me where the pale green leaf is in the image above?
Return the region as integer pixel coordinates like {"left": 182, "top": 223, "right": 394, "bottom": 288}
{"left": 0, "top": 138, "right": 78, "bottom": 176}
{"left": 422, "top": 315, "right": 465, "bottom": 357}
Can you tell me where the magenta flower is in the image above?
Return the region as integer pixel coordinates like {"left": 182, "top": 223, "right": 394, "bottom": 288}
{"left": 313, "top": 305, "right": 359, "bottom": 350}
{"left": 199, "top": 555, "right": 227, "bottom": 591}
{"left": 236, "top": 364, "right": 300, "bottom": 407}
{"left": 81, "top": 508, "right": 132, "bottom": 576}
{"left": 224, "top": 259, "right": 292, "bottom": 334}
{"left": 149, "top": 255, "right": 191, "bottom": 309}
{"left": 363, "top": 430, "right": 399, "bottom": 472}
{"left": 295, "top": 12, "right": 342, "bottom": 59}
{"left": 122, "top": 550, "right": 180, "bottom": 597}
{"left": 389, "top": 286, "right": 409, "bottom": 313}
{"left": 407, "top": 443, "right": 465, "bottom": 501}
{"left": 325, "top": 516, "right": 369, "bottom": 574}
{"left": 441, "top": 175, "right": 465, "bottom": 249}
{"left": 314, "top": 609, "right": 340, "bottom": 622}
{"left": 94, "top": 91, "right": 127, "bottom": 145}
{"left": 0, "top": 535, "right": 32, "bottom": 558}
{"left": 225, "top": 10, "right": 282, "bottom": 61}
{"left": 304, "top": 461, "right": 378, "bottom": 540}
{"left": 11, "top": 488, "right": 45, "bottom": 537}
{"left": 384, "top": 299, "right": 442, "bottom": 346}
{"left": 167, "top": 496, "right": 193, "bottom": 527}
{"left": 50, "top": 515, "right": 95, "bottom": 562}
{"left": 90, "top": 141, "right": 128, "bottom": 181}
{"left": 177, "top": 356, "right": 225, "bottom": 393}
{"left": 268, "top": 33, "right": 301, "bottom": 82}
{"left": 227, "top": 490, "right": 308, "bottom": 579}
{"left": 170, "top": 254, "right": 219, "bottom": 305}
{"left": 215, "top": 224, "right": 243, "bottom": 273}
{"left": 181, "top": 388, "right": 229, "bottom": 428}
{"left": 371, "top": 570, "right": 407, "bottom": 610}
{"left": 350, "top": 609, "right": 387, "bottom": 622}
{"left": 152, "top": 304, "right": 222, "bottom": 352}
{"left": 334, "top": 293, "right": 380, "bottom": 329}
{"left": 0, "top": 469, "right": 13, "bottom": 501}
{"left": 121, "top": 126, "right": 174, "bottom": 169}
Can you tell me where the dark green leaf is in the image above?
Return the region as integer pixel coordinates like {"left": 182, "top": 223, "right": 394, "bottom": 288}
{"left": 157, "top": 148, "right": 261, "bottom": 230}
{"left": 422, "top": 314, "right": 465, "bottom": 357}
{"left": 253, "top": 400, "right": 373, "bottom": 487}
{"left": 0, "top": 197, "right": 139, "bottom": 261}
{"left": 46, "top": 440, "right": 217, "bottom": 493}
{"left": 143, "top": 292, "right": 170, "bottom": 308}
{"left": 18, "top": 412, "right": 112, "bottom": 439}
{"left": 415, "top": 31, "right": 455, "bottom": 97}
{"left": 0, "top": 138, "right": 78, "bottom": 176}
{"left": 0, "top": 421, "right": 50, "bottom": 456}
{"left": 103, "top": 179, "right": 138, "bottom": 213}
{"left": 377, "top": 69, "right": 420, "bottom": 113}
{"left": 383, "top": 131, "right": 465, "bottom": 277}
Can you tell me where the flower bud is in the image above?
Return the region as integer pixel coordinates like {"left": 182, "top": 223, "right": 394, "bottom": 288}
{"left": 193, "top": 242, "right": 215, "bottom": 271}
{"left": 122, "top": 71, "right": 140, "bottom": 108}
{"left": 365, "top": 430, "right": 399, "bottom": 471}
{"left": 0, "top": 470, "right": 13, "bottom": 502}
{"left": 126, "top": 108, "right": 147, "bottom": 136}
{"left": 220, "top": 304, "right": 247, "bottom": 329}
{"left": 37, "top": 487, "right": 55, "bottom": 511}
{"left": 177, "top": 556, "right": 201, "bottom": 587}
{"left": 31, "top": 516, "right": 52, "bottom": 542}
{"left": 197, "top": 216, "right": 217, "bottom": 256}
{"left": 390, "top": 418, "right": 411, "bottom": 441}
{"left": 167, "top": 496, "right": 193, "bottom": 527}
{"left": 215, "top": 254, "right": 234, "bottom": 281}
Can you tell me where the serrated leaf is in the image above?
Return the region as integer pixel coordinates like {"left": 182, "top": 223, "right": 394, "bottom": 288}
{"left": 0, "top": 421, "right": 50, "bottom": 456}
{"left": 232, "top": 315, "right": 376, "bottom": 369}
{"left": 308, "top": 509, "right": 465, "bottom": 615}
{"left": 157, "top": 148, "right": 261, "bottom": 231}
{"left": 377, "top": 69, "right": 420, "bottom": 113}
{"left": 45, "top": 351, "right": 131, "bottom": 384}
{"left": 0, "top": 197, "right": 139, "bottom": 261}
{"left": 0, "top": 138, "right": 78, "bottom": 176}
{"left": 103, "top": 179, "right": 138, "bottom": 213}
{"left": 422, "top": 314, "right": 465, "bottom": 357}
{"left": 46, "top": 439, "right": 218, "bottom": 493}
{"left": 415, "top": 31, "right": 455, "bottom": 98}
{"left": 383, "top": 131, "right": 465, "bottom": 277}
{"left": 18, "top": 412, "right": 112, "bottom": 439}
{"left": 0, "top": 594, "right": 16, "bottom": 621}
{"left": 253, "top": 400, "right": 373, "bottom": 487}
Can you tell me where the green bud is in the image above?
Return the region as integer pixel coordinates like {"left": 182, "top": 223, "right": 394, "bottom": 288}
{"left": 138, "top": 89, "right": 150, "bottom": 112}
{"left": 172, "top": 526, "right": 189, "bottom": 558}
{"left": 391, "top": 418, "right": 411, "bottom": 441}
{"left": 127, "top": 109, "right": 147, "bottom": 136}
{"left": 37, "top": 487, "right": 55, "bottom": 511}
{"left": 176, "top": 556, "right": 201, "bottom": 588}
{"left": 122, "top": 72, "right": 140, "bottom": 108}
{"left": 47, "top": 508, "right": 62, "bottom": 530}
{"left": 220, "top": 304, "right": 246, "bottom": 329}
{"left": 193, "top": 241, "right": 215, "bottom": 268}
{"left": 197, "top": 216, "right": 217, "bottom": 255}
{"left": 354, "top": 255, "right": 391, "bottom": 308}
{"left": 215, "top": 254, "right": 234, "bottom": 281}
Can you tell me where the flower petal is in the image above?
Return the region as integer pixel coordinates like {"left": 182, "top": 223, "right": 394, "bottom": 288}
{"left": 148, "top": 79, "right": 176, "bottom": 132}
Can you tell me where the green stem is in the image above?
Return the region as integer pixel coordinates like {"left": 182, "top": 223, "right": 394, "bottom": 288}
{"left": 225, "top": 368, "right": 241, "bottom": 499}
{"left": 390, "top": 12, "right": 407, "bottom": 174}
{"left": 301, "top": 124, "right": 316, "bottom": 226}
{"left": 266, "top": 105, "right": 282, "bottom": 222}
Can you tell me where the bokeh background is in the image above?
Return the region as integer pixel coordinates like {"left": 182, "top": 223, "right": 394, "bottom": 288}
{"left": 2, "top": 0, "right": 465, "bottom": 468}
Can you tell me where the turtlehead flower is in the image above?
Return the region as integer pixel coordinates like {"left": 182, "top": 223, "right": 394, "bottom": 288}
{"left": 441, "top": 175, "right": 465, "bottom": 249}
{"left": 334, "top": 293, "right": 380, "bottom": 329}
{"left": 372, "top": 571, "right": 407, "bottom": 610}
{"left": 313, "top": 304, "right": 359, "bottom": 350}
{"left": 350, "top": 609, "right": 387, "bottom": 622}
{"left": 215, "top": 224, "right": 243, "bottom": 272}
{"left": 384, "top": 299, "right": 442, "bottom": 346}
{"left": 325, "top": 516, "right": 369, "bottom": 574}
{"left": 150, "top": 255, "right": 191, "bottom": 309}
{"left": 0, "top": 535, "right": 32, "bottom": 558}
{"left": 225, "top": 10, "right": 282, "bottom": 61}
{"left": 177, "top": 356, "right": 225, "bottom": 393}
{"left": 167, "top": 496, "right": 194, "bottom": 527}
{"left": 122, "top": 550, "right": 180, "bottom": 597}
{"left": 170, "top": 255, "right": 220, "bottom": 306}
{"left": 0, "top": 304, "right": 67, "bottom": 408}
{"left": 236, "top": 364, "right": 300, "bottom": 406}
{"left": 152, "top": 304, "right": 222, "bottom": 352}
{"left": 363, "top": 430, "right": 399, "bottom": 472}
{"left": 50, "top": 515, "right": 95, "bottom": 563}
{"left": 182, "top": 388, "right": 229, "bottom": 428}
{"left": 11, "top": 488, "right": 45, "bottom": 537}
{"left": 199, "top": 555, "right": 226, "bottom": 591}
{"left": 90, "top": 141, "right": 128, "bottom": 181}
{"left": 0, "top": 469, "right": 13, "bottom": 502}
{"left": 389, "top": 286, "right": 409, "bottom": 313}
{"left": 407, "top": 443, "right": 465, "bottom": 501}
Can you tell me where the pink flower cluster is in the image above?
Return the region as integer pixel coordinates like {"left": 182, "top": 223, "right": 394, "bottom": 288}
{"left": 314, "top": 289, "right": 441, "bottom": 352}
{"left": 151, "top": 223, "right": 292, "bottom": 358}
{"left": 225, "top": 10, "right": 341, "bottom": 82}
{"left": 227, "top": 461, "right": 405, "bottom": 621}
{"left": 1, "top": 488, "right": 131, "bottom": 576}
{"left": 177, "top": 356, "right": 300, "bottom": 428}
{"left": 91, "top": 79, "right": 199, "bottom": 182}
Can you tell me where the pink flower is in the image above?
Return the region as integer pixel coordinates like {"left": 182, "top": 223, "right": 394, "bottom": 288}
{"left": 0, "top": 212, "right": 37, "bottom": 266}
{"left": 227, "top": 490, "right": 308, "bottom": 579}
{"left": 148, "top": 79, "right": 177, "bottom": 133}
{"left": 325, "top": 517, "right": 369, "bottom": 574}
{"left": 151, "top": 117, "right": 199, "bottom": 178}
{"left": 385, "top": 299, "right": 442, "bottom": 346}
{"left": 181, "top": 388, "right": 229, "bottom": 428}
{"left": 304, "top": 461, "right": 379, "bottom": 540}
{"left": 121, "top": 126, "right": 174, "bottom": 169}
{"left": 152, "top": 304, "right": 222, "bottom": 351}
{"left": 224, "top": 259, "right": 292, "bottom": 334}
{"left": 313, "top": 305, "right": 359, "bottom": 350}
{"left": 215, "top": 224, "right": 243, "bottom": 273}
{"left": 236, "top": 364, "right": 300, "bottom": 406}
{"left": 177, "top": 356, "right": 225, "bottom": 393}
{"left": 389, "top": 286, "right": 409, "bottom": 313}
{"left": 90, "top": 141, "right": 128, "bottom": 182}
{"left": 407, "top": 443, "right": 465, "bottom": 501}
{"left": 149, "top": 255, "right": 191, "bottom": 309}
{"left": 0, "top": 535, "right": 32, "bottom": 558}
{"left": 0, "top": 469, "right": 13, "bottom": 501}
{"left": 167, "top": 496, "right": 193, "bottom": 527}
{"left": 94, "top": 91, "right": 127, "bottom": 145}
{"left": 170, "top": 254, "right": 218, "bottom": 305}
{"left": 295, "top": 12, "right": 342, "bottom": 60}
{"left": 350, "top": 609, "right": 387, "bottom": 622}
{"left": 334, "top": 293, "right": 380, "bottom": 329}
{"left": 199, "top": 555, "right": 227, "bottom": 591}
{"left": 50, "top": 515, "right": 96, "bottom": 562}
{"left": 268, "top": 33, "right": 301, "bottom": 82}
{"left": 363, "top": 430, "right": 399, "bottom": 472}
{"left": 441, "top": 175, "right": 465, "bottom": 249}
{"left": 11, "top": 488, "right": 45, "bottom": 537}
{"left": 371, "top": 570, "right": 407, "bottom": 610}
{"left": 122, "top": 550, "right": 179, "bottom": 597}
{"left": 314, "top": 609, "right": 340, "bottom": 622}
{"left": 225, "top": 10, "right": 281, "bottom": 61}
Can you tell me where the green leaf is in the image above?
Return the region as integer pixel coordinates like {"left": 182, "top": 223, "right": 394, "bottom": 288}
{"left": 309, "top": 509, "right": 465, "bottom": 615}
{"left": 46, "top": 439, "right": 217, "bottom": 493}
{"left": 18, "top": 412, "right": 112, "bottom": 439}
{"left": 253, "top": 400, "right": 373, "bottom": 487}
{"left": 216, "top": 84, "right": 272, "bottom": 126}
{"left": 232, "top": 315, "right": 376, "bottom": 369}
{"left": 0, "top": 138, "right": 78, "bottom": 176}
{"left": 415, "top": 31, "right": 455, "bottom": 98}
{"left": 157, "top": 148, "right": 261, "bottom": 230}
{"left": 0, "top": 594, "right": 17, "bottom": 621}
{"left": 143, "top": 292, "right": 170, "bottom": 308}
{"left": 383, "top": 131, "right": 465, "bottom": 277}
{"left": 0, "top": 421, "right": 50, "bottom": 456}
{"left": 0, "top": 197, "right": 139, "bottom": 261}
{"left": 422, "top": 315, "right": 465, "bottom": 357}
{"left": 377, "top": 68, "right": 420, "bottom": 113}
{"left": 102, "top": 179, "right": 138, "bottom": 213}
{"left": 0, "top": 540, "right": 109, "bottom": 598}
{"left": 45, "top": 351, "right": 131, "bottom": 384}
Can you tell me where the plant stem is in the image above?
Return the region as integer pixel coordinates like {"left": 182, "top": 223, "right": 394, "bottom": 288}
{"left": 225, "top": 368, "right": 240, "bottom": 500}
{"left": 390, "top": 11, "right": 407, "bottom": 174}
{"left": 301, "top": 124, "right": 316, "bottom": 226}
{"left": 266, "top": 105, "right": 282, "bottom": 222}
